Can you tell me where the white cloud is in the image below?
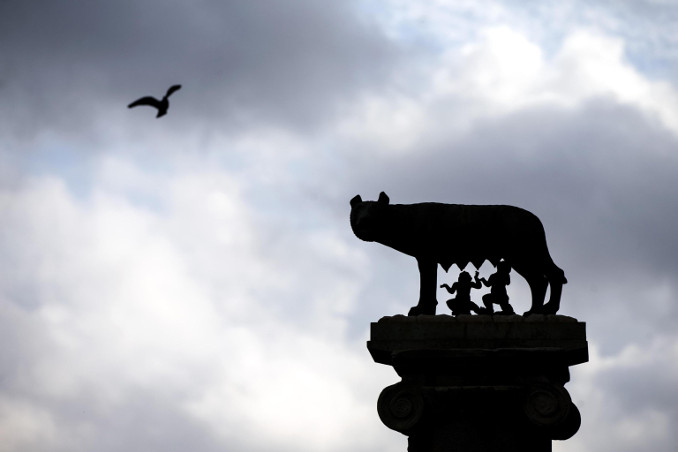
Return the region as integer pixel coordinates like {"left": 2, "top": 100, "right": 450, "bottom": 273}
{"left": 2, "top": 2, "right": 678, "bottom": 452}
{"left": 547, "top": 30, "right": 678, "bottom": 131}
{"left": 339, "top": 26, "right": 678, "bottom": 157}
{"left": 0, "top": 396, "right": 60, "bottom": 451}
{"left": 0, "top": 161, "right": 390, "bottom": 452}
{"left": 439, "top": 26, "right": 545, "bottom": 103}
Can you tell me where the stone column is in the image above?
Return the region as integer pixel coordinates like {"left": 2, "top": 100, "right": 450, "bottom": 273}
{"left": 368, "top": 315, "right": 588, "bottom": 452}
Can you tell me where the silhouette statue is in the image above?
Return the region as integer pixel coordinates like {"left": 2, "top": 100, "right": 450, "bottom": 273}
{"left": 350, "top": 192, "right": 566, "bottom": 316}
{"left": 128, "top": 84, "right": 182, "bottom": 118}
{"left": 478, "top": 261, "right": 514, "bottom": 314}
{"left": 440, "top": 271, "right": 482, "bottom": 316}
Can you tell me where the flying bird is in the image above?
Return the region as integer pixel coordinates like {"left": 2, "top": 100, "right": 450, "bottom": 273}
{"left": 127, "top": 84, "right": 182, "bottom": 118}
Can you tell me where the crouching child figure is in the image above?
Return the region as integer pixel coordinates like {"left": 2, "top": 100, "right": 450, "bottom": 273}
{"left": 479, "top": 261, "right": 514, "bottom": 314}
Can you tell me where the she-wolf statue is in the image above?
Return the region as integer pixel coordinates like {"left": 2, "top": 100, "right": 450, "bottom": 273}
{"left": 350, "top": 192, "right": 567, "bottom": 316}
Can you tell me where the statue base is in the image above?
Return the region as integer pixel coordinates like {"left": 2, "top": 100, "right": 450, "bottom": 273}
{"left": 368, "top": 314, "right": 588, "bottom": 452}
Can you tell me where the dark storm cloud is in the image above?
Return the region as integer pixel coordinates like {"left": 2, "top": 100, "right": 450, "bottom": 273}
{"left": 581, "top": 344, "right": 678, "bottom": 452}
{"left": 599, "top": 359, "right": 678, "bottom": 417}
{"left": 345, "top": 97, "right": 678, "bottom": 275}
{"left": 3, "top": 2, "right": 678, "bottom": 451}
{"left": 340, "top": 96, "right": 678, "bottom": 350}
{"left": 0, "top": 0, "right": 400, "bottom": 136}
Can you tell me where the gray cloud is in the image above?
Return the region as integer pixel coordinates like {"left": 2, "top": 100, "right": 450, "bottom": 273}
{"left": 0, "top": 0, "right": 400, "bottom": 140}
{"left": 343, "top": 97, "right": 678, "bottom": 266}
{"left": 3, "top": 2, "right": 678, "bottom": 452}
{"left": 340, "top": 96, "right": 678, "bottom": 347}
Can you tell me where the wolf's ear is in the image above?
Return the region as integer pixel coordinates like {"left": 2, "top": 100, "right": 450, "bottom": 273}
{"left": 350, "top": 195, "right": 362, "bottom": 207}
{"left": 378, "top": 192, "right": 390, "bottom": 205}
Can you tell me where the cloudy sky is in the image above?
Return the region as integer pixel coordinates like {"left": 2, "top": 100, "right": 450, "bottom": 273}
{"left": 1, "top": 1, "right": 678, "bottom": 451}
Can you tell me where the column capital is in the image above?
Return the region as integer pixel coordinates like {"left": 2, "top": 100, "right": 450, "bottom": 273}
{"left": 369, "top": 315, "right": 588, "bottom": 451}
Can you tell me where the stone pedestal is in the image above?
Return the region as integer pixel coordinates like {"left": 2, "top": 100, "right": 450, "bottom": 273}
{"left": 368, "top": 315, "right": 588, "bottom": 452}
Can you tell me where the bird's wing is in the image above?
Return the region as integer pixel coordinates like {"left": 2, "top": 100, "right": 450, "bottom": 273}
{"left": 128, "top": 96, "right": 161, "bottom": 109}
{"left": 165, "top": 84, "right": 182, "bottom": 97}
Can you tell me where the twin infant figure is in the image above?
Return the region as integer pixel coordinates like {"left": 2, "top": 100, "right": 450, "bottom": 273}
{"left": 440, "top": 261, "right": 513, "bottom": 316}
